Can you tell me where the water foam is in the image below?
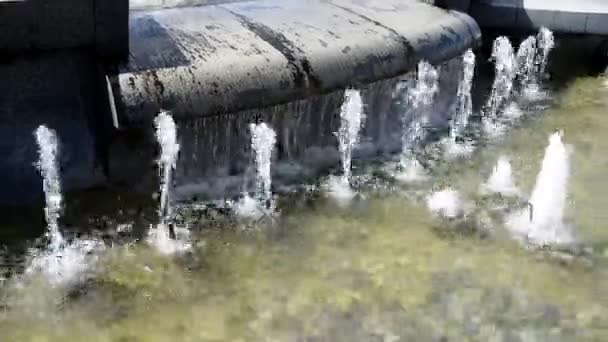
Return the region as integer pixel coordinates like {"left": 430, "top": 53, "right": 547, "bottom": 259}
{"left": 482, "top": 156, "right": 520, "bottom": 196}
{"left": 426, "top": 188, "right": 464, "bottom": 219}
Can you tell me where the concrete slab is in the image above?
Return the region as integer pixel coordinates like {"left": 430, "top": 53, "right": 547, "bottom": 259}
{"left": 113, "top": 0, "right": 480, "bottom": 125}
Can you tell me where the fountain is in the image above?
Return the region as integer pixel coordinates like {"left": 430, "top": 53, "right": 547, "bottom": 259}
{"left": 516, "top": 36, "right": 538, "bottom": 90}
{"left": 325, "top": 89, "right": 364, "bottom": 204}
{"left": 537, "top": 27, "right": 555, "bottom": 79}
{"left": 482, "top": 156, "right": 520, "bottom": 196}
{"left": 34, "top": 126, "right": 64, "bottom": 250}
{"left": 395, "top": 61, "right": 438, "bottom": 181}
{"left": 506, "top": 132, "right": 574, "bottom": 246}
{"left": 444, "top": 49, "right": 476, "bottom": 157}
{"left": 485, "top": 37, "right": 516, "bottom": 121}
{"left": 147, "top": 112, "right": 190, "bottom": 254}
{"left": 234, "top": 123, "right": 277, "bottom": 219}
{"left": 25, "top": 126, "right": 102, "bottom": 286}
{"left": 451, "top": 49, "right": 476, "bottom": 139}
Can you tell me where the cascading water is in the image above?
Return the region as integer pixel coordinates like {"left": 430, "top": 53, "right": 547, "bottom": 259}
{"left": 325, "top": 89, "right": 364, "bottom": 204}
{"left": 506, "top": 132, "right": 573, "bottom": 246}
{"left": 148, "top": 112, "right": 190, "bottom": 254}
{"left": 486, "top": 37, "right": 516, "bottom": 120}
{"left": 234, "top": 122, "right": 277, "bottom": 219}
{"left": 537, "top": 27, "right": 555, "bottom": 79}
{"left": 26, "top": 126, "right": 102, "bottom": 286}
{"left": 34, "top": 126, "right": 64, "bottom": 250}
{"left": 482, "top": 156, "right": 519, "bottom": 196}
{"left": 516, "top": 36, "right": 538, "bottom": 90}
{"left": 396, "top": 61, "right": 438, "bottom": 181}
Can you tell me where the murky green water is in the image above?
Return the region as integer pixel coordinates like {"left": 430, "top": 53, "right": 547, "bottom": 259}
{"left": 1, "top": 77, "right": 608, "bottom": 341}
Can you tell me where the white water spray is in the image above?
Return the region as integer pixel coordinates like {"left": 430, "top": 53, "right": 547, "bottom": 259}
{"left": 34, "top": 126, "right": 64, "bottom": 250}
{"left": 148, "top": 112, "right": 190, "bottom": 254}
{"left": 155, "top": 111, "right": 180, "bottom": 220}
{"left": 250, "top": 122, "right": 277, "bottom": 208}
{"left": 483, "top": 156, "right": 520, "bottom": 196}
{"left": 537, "top": 27, "right": 555, "bottom": 79}
{"left": 451, "top": 49, "right": 475, "bottom": 139}
{"left": 338, "top": 89, "right": 364, "bottom": 182}
{"left": 27, "top": 126, "right": 103, "bottom": 286}
{"left": 325, "top": 89, "right": 364, "bottom": 204}
{"left": 486, "top": 37, "right": 516, "bottom": 119}
{"left": 506, "top": 132, "right": 573, "bottom": 246}
{"left": 516, "top": 36, "right": 538, "bottom": 90}
{"left": 427, "top": 188, "right": 464, "bottom": 219}
{"left": 396, "top": 61, "right": 438, "bottom": 181}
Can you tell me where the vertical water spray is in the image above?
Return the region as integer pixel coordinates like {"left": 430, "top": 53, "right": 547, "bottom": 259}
{"left": 537, "top": 27, "right": 555, "bottom": 79}
{"left": 324, "top": 89, "right": 364, "bottom": 205}
{"left": 507, "top": 132, "right": 573, "bottom": 246}
{"left": 395, "top": 61, "right": 438, "bottom": 180}
{"left": 148, "top": 112, "right": 190, "bottom": 254}
{"left": 28, "top": 126, "right": 103, "bottom": 286}
{"left": 34, "top": 126, "right": 64, "bottom": 250}
{"left": 483, "top": 156, "right": 519, "bottom": 196}
{"left": 516, "top": 36, "right": 538, "bottom": 90}
{"left": 486, "top": 36, "right": 516, "bottom": 119}
{"left": 155, "top": 111, "right": 180, "bottom": 222}
{"left": 450, "top": 49, "right": 475, "bottom": 139}
{"left": 250, "top": 122, "right": 277, "bottom": 209}
{"left": 338, "top": 89, "right": 364, "bottom": 182}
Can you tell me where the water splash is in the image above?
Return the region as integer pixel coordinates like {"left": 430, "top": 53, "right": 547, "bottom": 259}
{"left": 506, "top": 132, "right": 573, "bottom": 246}
{"left": 155, "top": 111, "right": 180, "bottom": 221}
{"left": 26, "top": 126, "right": 103, "bottom": 286}
{"left": 444, "top": 50, "right": 476, "bottom": 158}
{"left": 148, "top": 112, "right": 190, "bottom": 254}
{"left": 250, "top": 123, "right": 277, "bottom": 208}
{"left": 482, "top": 156, "right": 520, "bottom": 196}
{"left": 34, "top": 126, "right": 64, "bottom": 250}
{"left": 451, "top": 49, "right": 476, "bottom": 139}
{"left": 326, "top": 89, "right": 364, "bottom": 204}
{"left": 427, "top": 188, "right": 464, "bottom": 219}
{"left": 396, "top": 61, "right": 438, "bottom": 181}
{"left": 537, "top": 27, "right": 555, "bottom": 79}
{"left": 516, "top": 36, "right": 538, "bottom": 90}
{"left": 486, "top": 37, "right": 516, "bottom": 119}
{"left": 338, "top": 89, "right": 364, "bottom": 182}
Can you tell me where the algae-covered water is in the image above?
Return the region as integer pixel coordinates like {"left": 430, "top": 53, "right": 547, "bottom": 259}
{"left": 1, "top": 76, "right": 608, "bottom": 340}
